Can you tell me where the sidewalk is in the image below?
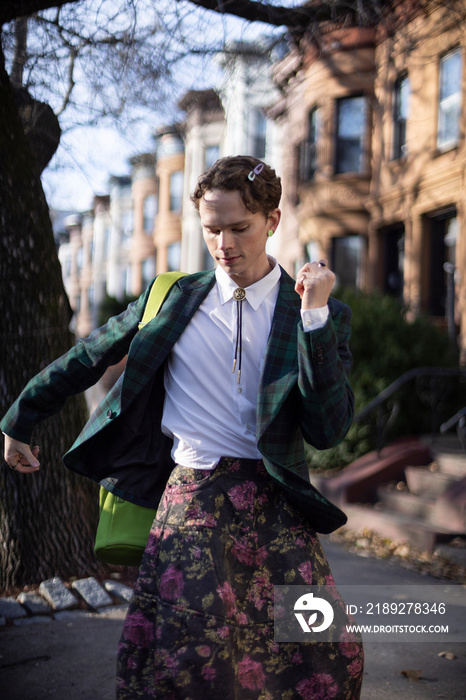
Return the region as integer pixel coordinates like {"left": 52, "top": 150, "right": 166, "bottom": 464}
{"left": 323, "top": 537, "right": 465, "bottom": 700}
{"left": 0, "top": 537, "right": 464, "bottom": 699}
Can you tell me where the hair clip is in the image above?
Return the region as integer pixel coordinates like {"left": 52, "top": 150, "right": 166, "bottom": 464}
{"left": 248, "top": 163, "right": 265, "bottom": 181}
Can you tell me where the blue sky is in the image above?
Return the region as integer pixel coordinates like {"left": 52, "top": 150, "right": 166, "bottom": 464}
{"left": 38, "top": 0, "right": 293, "bottom": 212}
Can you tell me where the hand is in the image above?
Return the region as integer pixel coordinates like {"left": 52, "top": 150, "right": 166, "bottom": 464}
{"left": 3, "top": 435, "right": 40, "bottom": 474}
{"left": 295, "top": 259, "right": 335, "bottom": 310}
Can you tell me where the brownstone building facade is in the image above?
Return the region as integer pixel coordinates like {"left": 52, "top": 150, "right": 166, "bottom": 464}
{"left": 273, "top": 0, "right": 466, "bottom": 362}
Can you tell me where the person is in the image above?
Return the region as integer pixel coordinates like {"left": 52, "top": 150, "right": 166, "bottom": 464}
{"left": 2, "top": 155, "right": 363, "bottom": 699}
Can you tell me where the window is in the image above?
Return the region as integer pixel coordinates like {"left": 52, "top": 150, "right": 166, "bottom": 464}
{"left": 104, "top": 227, "right": 111, "bottom": 256}
{"left": 168, "top": 242, "right": 181, "bottom": 271}
{"left": 305, "top": 240, "right": 321, "bottom": 264}
{"left": 335, "top": 96, "right": 367, "bottom": 174}
{"left": 331, "top": 235, "right": 364, "bottom": 288}
{"left": 253, "top": 109, "right": 267, "bottom": 159}
{"left": 393, "top": 75, "right": 410, "bottom": 159}
{"left": 205, "top": 145, "right": 219, "bottom": 170}
{"left": 125, "top": 269, "right": 132, "bottom": 297}
{"left": 143, "top": 195, "right": 156, "bottom": 233}
{"left": 169, "top": 171, "right": 184, "bottom": 212}
{"left": 438, "top": 49, "right": 462, "bottom": 150}
{"left": 142, "top": 257, "right": 156, "bottom": 286}
{"left": 122, "top": 209, "right": 134, "bottom": 238}
{"left": 63, "top": 253, "right": 72, "bottom": 278}
{"left": 299, "top": 108, "right": 319, "bottom": 182}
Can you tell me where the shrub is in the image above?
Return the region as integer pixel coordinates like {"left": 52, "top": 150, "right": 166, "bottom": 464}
{"left": 306, "top": 287, "right": 462, "bottom": 471}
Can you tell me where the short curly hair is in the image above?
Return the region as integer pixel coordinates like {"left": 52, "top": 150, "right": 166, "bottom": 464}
{"left": 191, "top": 155, "right": 282, "bottom": 217}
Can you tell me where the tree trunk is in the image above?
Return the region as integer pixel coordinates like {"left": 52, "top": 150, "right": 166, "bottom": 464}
{"left": 0, "top": 45, "right": 107, "bottom": 591}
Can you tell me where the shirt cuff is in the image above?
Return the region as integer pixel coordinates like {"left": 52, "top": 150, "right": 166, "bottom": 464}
{"left": 301, "top": 305, "right": 329, "bottom": 332}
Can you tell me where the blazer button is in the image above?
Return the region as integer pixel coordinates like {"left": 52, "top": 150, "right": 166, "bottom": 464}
{"left": 107, "top": 410, "right": 117, "bottom": 419}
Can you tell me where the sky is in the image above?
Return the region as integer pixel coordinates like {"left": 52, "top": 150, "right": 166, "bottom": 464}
{"left": 34, "top": 0, "right": 293, "bottom": 214}
{"left": 42, "top": 122, "right": 156, "bottom": 213}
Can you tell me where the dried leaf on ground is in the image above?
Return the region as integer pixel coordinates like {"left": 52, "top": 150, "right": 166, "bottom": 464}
{"left": 401, "top": 669, "right": 423, "bottom": 681}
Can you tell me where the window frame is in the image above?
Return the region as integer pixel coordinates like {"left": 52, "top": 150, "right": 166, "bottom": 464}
{"left": 169, "top": 171, "right": 184, "bottom": 213}
{"left": 334, "top": 95, "right": 368, "bottom": 175}
{"left": 298, "top": 107, "right": 319, "bottom": 183}
{"left": 392, "top": 74, "right": 410, "bottom": 160}
{"left": 143, "top": 194, "right": 156, "bottom": 233}
{"left": 437, "top": 48, "right": 462, "bottom": 151}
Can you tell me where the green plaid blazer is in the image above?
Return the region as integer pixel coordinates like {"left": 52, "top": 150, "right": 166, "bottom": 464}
{"left": 1, "top": 268, "right": 353, "bottom": 533}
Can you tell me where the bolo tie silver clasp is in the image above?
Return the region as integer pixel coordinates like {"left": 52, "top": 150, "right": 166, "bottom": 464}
{"left": 232, "top": 287, "right": 246, "bottom": 384}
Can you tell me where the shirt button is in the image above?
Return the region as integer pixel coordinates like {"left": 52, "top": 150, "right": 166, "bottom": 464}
{"left": 237, "top": 387, "right": 243, "bottom": 394}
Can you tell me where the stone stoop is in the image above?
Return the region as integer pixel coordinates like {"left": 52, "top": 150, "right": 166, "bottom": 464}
{"left": 312, "top": 436, "right": 466, "bottom": 551}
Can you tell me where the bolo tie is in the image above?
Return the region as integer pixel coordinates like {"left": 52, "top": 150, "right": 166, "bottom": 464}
{"left": 232, "top": 287, "right": 246, "bottom": 384}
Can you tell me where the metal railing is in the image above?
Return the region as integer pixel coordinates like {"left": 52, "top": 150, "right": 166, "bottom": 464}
{"left": 353, "top": 367, "right": 466, "bottom": 454}
{"left": 440, "top": 406, "right": 466, "bottom": 453}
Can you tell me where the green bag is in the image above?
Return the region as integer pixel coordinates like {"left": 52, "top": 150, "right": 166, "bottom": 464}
{"left": 94, "top": 489, "right": 158, "bottom": 566}
{"left": 94, "top": 271, "right": 187, "bottom": 566}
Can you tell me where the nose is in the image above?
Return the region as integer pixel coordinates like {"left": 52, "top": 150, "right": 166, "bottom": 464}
{"left": 218, "top": 231, "right": 233, "bottom": 251}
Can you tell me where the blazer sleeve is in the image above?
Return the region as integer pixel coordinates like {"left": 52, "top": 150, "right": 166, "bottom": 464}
{"left": 297, "top": 297, "right": 354, "bottom": 449}
{"left": 0, "top": 285, "right": 152, "bottom": 444}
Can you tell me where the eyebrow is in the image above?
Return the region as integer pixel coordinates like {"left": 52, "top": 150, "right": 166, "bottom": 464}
{"left": 202, "top": 220, "right": 249, "bottom": 229}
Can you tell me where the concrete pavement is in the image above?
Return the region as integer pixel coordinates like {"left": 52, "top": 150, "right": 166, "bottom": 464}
{"left": 0, "top": 537, "right": 464, "bottom": 699}
{"left": 323, "top": 537, "right": 465, "bottom": 700}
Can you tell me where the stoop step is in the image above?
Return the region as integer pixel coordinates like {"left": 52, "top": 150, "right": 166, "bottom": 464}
{"left": 405, "top": 466, "right": 460, "bottom": 497}
{"left": 433, "top": 452, "right": 466, "bottom": 477}
{"left": 376, "top": 485, "right": 436, "bottom": 521}
{"left": 344, "top": 504, "right": 463, "bottom": 551}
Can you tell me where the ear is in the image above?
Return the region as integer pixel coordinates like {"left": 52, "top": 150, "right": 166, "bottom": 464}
{"left": 267, "top": 208, "right": 281, "bottom": 233}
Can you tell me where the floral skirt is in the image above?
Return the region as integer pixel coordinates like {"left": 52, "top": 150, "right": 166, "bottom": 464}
{"left": 116, "top": 457, "right": 364, "bottom": 699}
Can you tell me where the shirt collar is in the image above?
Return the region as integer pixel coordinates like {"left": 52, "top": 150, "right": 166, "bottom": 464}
{"left": 215, "top": 257, "right": 281, "bottom": 310}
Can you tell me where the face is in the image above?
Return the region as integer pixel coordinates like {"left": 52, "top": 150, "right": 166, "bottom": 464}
{"left": 199, "top": 189, "right": 281, "bottom": 288}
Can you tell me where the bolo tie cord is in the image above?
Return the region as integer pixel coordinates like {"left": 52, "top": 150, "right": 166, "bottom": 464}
{"left": 232, "top": 287, "right": 246, "bottom": 384}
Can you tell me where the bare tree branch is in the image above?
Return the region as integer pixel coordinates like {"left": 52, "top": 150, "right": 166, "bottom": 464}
{"left": 0, "top": 0, "right": 79, "bottom": 26}
{"left": 182, "top": 0, "right": 380, "bottom": 29}
{"left": 55, "top": 45, "right": 76, "bottom": 115}
{"left": 1, "top": 1, "right": 389, "bottom": 33}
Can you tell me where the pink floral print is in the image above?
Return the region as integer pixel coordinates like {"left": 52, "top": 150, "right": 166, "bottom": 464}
{"left": 117, "top": 458, "right": 363, "bottom": 699}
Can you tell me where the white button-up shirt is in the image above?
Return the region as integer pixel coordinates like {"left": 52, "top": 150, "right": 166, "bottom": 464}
{"left": 161, "top": 261, "right": 328, "bottom": 469}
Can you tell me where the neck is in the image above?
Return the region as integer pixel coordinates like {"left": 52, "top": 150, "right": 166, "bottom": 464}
{"left": 228, "top": 257, "right": 275, "bottom": 288}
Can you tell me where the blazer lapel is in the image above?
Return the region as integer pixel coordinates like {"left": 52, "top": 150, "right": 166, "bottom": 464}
{"left": 120, "top": 270, "right": 216, "bottom": 408}
{"left": 256, "top": 269, "right": 300, "bottom": 438}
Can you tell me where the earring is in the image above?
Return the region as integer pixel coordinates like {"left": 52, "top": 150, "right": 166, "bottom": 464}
{"left": 267, "top": 229, "right": 274, "bottom": 237}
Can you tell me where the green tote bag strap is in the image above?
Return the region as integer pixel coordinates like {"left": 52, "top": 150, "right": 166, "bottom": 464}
{"left": 138, "top": 271, "right": 188, "bottom": 329}
{"left": 95, "top": 270, "right": 187, "bottom": 566}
